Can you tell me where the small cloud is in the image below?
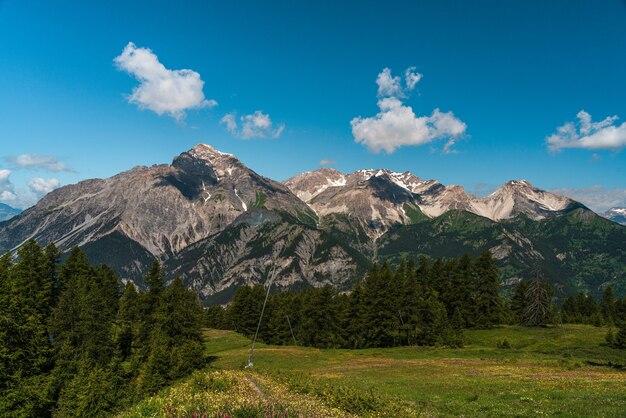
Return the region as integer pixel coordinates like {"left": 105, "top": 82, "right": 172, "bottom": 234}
{"left": 220, "top": 111, "right": 285, "bottom": 139}
{"left": 352, "top": 68, "right": 466, "bottom": 154}
{"left": 28, "top": 177, "right": 60, "bottom": 198}
{"left": 0, "top": 169, "right": 16, "bottom": 202}
{"left": 6, "top": 154, "right": 73, "bottom": 172}
{"left": 319, "top": 159, "right": 336, "bottom": 167}
{"left": 376, "top": 67, "right": 422, "bottom": 98}
{"left": 0, "top": 169, "right": 37, "bottom": 208}
{"left": 114, "top": 42, "right": 217, "bottom": 121}
{"left": 547, "top": 110, "right": 626, "bottom": 152}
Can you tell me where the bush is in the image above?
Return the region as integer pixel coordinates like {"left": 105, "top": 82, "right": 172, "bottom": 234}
{"left": 496, "top": 338, "right": 511, "bottom": 349}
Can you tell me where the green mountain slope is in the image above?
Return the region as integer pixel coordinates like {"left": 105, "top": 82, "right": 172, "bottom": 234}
{"left": 377, "top": 209, "right": 626, "bottom": 298}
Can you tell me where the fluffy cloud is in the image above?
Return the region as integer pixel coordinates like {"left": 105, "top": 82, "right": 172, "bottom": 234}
{"left": 220, "top": 111, "right": 285, "bottom": 139}
{"left": 0, "top": 169, "right": 16, "bottom": 202}
{"left": 0, "top": 170, "right": 61, "bottom": 208}
{"left": 550, "top": 186, "right": 626, "bottom": 213}
{"left": 352, "top": 68, "right": 466, "bottom": 154}
{"left": 376, "top": 67, "right": 422, "bottom": 98}
{"left": 319, "top": 159, "right": 336, "bottom": 167}
{"left": 547, "top": 110, "right": 626, "bottom": 152}
{"left": 28, "top": 177, "right": 60, "bottom": 198}
{"left": 114, "top": 42, "right": 217, "bottom": 121}
{"left": 7, "top": 154, "right": 72, "bottom": 172}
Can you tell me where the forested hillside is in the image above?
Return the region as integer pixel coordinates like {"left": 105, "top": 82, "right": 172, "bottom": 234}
{"left": 0, "top": 241, "right": 205, "bottom": 417}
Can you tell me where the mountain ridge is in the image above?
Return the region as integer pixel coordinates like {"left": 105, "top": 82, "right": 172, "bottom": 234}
{"left": 0, "top": 203, "right": 21, "bottom": 222}
{"left": 1, "top": 143, "right": 624, "bottom": 300}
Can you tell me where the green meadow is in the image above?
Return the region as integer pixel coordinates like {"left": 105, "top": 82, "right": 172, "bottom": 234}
{"left": 123, "top": 325, "right": 626, "bottom": 417}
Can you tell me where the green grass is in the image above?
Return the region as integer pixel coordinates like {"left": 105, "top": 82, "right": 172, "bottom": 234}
{"left": 403, "top": 203, "right": 428, "bottom": 224}
{"left": 203, "top": 326, "right": 626, "bottom": 417}
{"left": 124, "top": 326, "right": 626, "bottom": 417}
{"left": 250, "top": 191, "right": 267, "bottom": 209}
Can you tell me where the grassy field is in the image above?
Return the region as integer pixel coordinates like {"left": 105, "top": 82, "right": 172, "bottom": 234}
{"left": 123, "top": 325, "right": 626, "bottom": 417}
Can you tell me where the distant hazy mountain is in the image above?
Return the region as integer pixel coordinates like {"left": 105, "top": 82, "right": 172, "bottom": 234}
{"left": 0, "top": 203, "right": 21, "bottom": 222}
{"left": 1, "top": 144, "right": 624, "bottom": 301}
{"left": 602, "top": 207, "right": 626, "bottom": 225}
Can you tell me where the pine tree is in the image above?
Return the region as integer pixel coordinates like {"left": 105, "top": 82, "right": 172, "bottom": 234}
{"left": 205, "top": 305, "right": 227, "bottom": 329}
{"left": 44, "top": 243, "right": 62, "bottom": 306}
{"left": 55, "top": 366, "right": 119, "bottom": 418}
{"left": 117, "top": 282, "right": 140, "bottom": 359}
{"left": 137, "top": 277, "right": 204, "bottom": 395}
{"left": 511, "top": 280, "right": 531, "bottom": 324}
{"left": 11, "top": 239, "right": 52, "bottom": 317}
{"left": 227, "top": 285, "right": 266, "bottom": 336}
{"left": 473, "top": 251, "right": 502, "bottom": 328}
{"left": 601, "top": 285, "right": 617, "bottom": 325}
{"left": 299, "top": 286, "right": 339, "bottom": 348}
{"left": 0, "top": 243, "right": 52, "bottom": 417}
{"left": 521, "top": 279, "right": 555, "bottom": 327}
{"left": 614, "top": 323, "right": 626, "bottom": 349}
{"left": 360, "top": 264, "right": 397, "bottom": 347}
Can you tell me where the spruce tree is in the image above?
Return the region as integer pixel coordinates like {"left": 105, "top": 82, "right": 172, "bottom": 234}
{"left": 601, "top": 285, "right": 617, "bottom": 325}
{"left": 360, "top": 263, "right": 397, "bottom": 347}
{"left": 117, "top": 282, "right": 141, "bottom": 359}
{"left": 473, "top": 251, "right": 502, "bottom": 328}
{"left": 137, "top": 277, "right": 204, "bottom": 394}
{"left": 0, "top": 243, "right": 52, "bottom": 417}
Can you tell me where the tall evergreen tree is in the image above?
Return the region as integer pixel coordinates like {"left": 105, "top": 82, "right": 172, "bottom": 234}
{"left": 0, "top": 243, "right": 52, "bottom": 417}
{"left": 601, "top": 285, "right": 618, "bottom": 325}
{"left": 137, "top": 277, "right": 204, "bottom": 395}
{"left": 117, "top": 283, "right": 141, "bottom": 359}
{"left": 472, "top": 251, "right": 502, "bottom": 328}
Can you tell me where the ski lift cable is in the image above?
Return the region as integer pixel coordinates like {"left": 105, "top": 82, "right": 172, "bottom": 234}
{"left": 286, "top": 314, "right": 297, "bottom": 345}
{"left": 246, "top": 241, "right": 286, "bottom": 368}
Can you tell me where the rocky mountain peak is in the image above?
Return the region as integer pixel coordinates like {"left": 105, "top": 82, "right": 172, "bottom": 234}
{"left": 502, "top": 179, "right": 533, "bottom": 189}
{"left": 188, "top": 143, "right": 235, "bottom": 161}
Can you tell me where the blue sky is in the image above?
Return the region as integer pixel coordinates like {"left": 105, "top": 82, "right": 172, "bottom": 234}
{"left": 1, "top": 0, "right": 626, "bottom": 211}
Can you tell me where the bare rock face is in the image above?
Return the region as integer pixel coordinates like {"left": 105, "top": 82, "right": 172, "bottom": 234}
{"left": 285, "top": 170, "right": 584, "bottom": 232}
{"left": 469, "top": 180, "right": 582, "bottom": 221}
{"left": 2, "top": 143, "right": 613, "bottom": 302}
{"left": 0, "top": 145, "right": 322, "bottom": 291}
{"left": 166, "top": 209, "right": 368, "bottom": 304}
{"left": 0, "top": 144, "right": 314, "bottom": 256}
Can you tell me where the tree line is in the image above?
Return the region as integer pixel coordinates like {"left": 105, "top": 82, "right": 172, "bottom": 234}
{"left": 0, "top": 240, "right": 205, "bottom": 417}
{"left": 208, "top": 252, "right": 502, "bottom": 348}
{"left": 2, "top": 242, "right": 625, "bottom": 416}
{"left": 208, "top": 252, "right": 626, "bottom": 350}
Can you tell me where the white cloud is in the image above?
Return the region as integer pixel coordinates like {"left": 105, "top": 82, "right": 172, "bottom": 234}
{"left": 28, "top": 177, "right": 60, "bottom": 198}
{"left": 0, "top": 169, "right": 16, "bottom": 203}
{"left": 376, "top": 67, "right": 422, "bottom": 98}
{"left": 220, "top": 111, "right": 285, "bottom": 139}
{"left": 404, "top": 67, "right": 422, "bottom": 91}
{"left": 550, "top": 185, "right": 626, "bottom": 213}
{"left": 351, "top": 98, "right": 466, "bottom": 154}
{"left": 319, "top": 159, "right": 336, "bottom": 167}
{"left": 0, "top": 170, "right": 53, "bottom": 209}
{"left": 352, "top": 68, "right": 466, "bottom": 154}
{"left": 7, "top": 154, "right": 72, "bottom": 172}
{"left": 547, "top": 110, "right": 626, "bottom": 152}
{"left": 114, "top": 42, "right": 217, "bottom": 121}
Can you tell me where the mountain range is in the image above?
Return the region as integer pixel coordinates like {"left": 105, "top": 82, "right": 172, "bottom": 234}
{"left": 0, "top": 203, "right": 21, "bottom": 222}
{"left": 1, "top": 144, "right": 624, "bottom": 302}
{"left": 602, "top": 207, "right": 626, "bottom": 226}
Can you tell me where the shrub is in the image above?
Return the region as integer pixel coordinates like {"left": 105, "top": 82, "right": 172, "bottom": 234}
{"left": 496, "top": 338, "right": 511, "bottom": 349}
